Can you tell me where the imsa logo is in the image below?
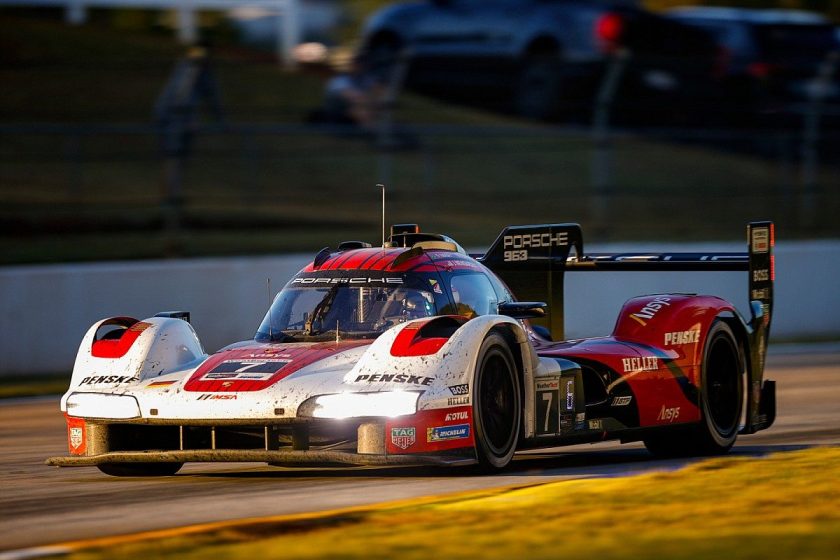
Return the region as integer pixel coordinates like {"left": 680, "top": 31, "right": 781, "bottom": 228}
{"left": 390, "top": 427, "right": 416, "bottom": 450}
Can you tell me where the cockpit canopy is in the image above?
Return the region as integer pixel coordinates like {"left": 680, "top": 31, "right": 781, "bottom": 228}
{"left": 255, "top": 258, "right": 513, "bottom": 343}
{"left": 255, "top": 275, "right": 439, "bottom": 342}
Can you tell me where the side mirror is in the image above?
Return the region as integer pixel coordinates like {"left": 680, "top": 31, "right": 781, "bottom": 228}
{"left": 498, "top": 301, "right": 547, "bottom": 320}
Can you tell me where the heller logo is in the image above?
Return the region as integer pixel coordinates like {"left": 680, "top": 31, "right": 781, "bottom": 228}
{"left": 629, "top": 296, "right": 672, "bottom": 326}
{"left": 390, "top": 427, "right": 416, "bottom": 450}
{"left": 622, "top": 356, "right": 658, "bottom": 373}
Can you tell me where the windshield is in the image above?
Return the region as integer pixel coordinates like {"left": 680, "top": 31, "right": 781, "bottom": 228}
{"left": 256, "top": 282, "right": 438, "bottom": 342}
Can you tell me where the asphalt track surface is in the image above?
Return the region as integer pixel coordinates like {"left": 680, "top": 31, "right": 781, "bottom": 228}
{"left": 1, "top": 349, "right": 838, "bottom": 552}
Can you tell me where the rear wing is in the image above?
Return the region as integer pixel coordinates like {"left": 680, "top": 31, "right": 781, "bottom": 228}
{"left": 478, "top": 222, "right": 774, "bottom": 343}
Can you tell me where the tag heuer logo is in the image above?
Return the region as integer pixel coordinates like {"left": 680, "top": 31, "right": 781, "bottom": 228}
{"left": 390, "top": 427, "right": 415, "bottom": 450}
{"left": 69, "top": 427, "right": 83, "bottom": 449}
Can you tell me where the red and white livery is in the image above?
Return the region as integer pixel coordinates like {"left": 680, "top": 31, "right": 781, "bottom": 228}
{"left": 48, "top": 222, "right": 776, "bottom": 475}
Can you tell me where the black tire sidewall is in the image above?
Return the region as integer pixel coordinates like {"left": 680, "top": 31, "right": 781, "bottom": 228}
{"left": 472, "top": 332, "right": 521, "bottom": 469}
{"left": 699, "top": 320, "right": 743, "bottom": 451}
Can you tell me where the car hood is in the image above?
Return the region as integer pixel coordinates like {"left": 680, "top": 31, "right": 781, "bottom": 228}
{"left": 184, "top": 340, "right": 372, "bottom": 393}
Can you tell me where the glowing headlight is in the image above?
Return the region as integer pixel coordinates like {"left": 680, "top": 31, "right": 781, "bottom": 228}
{"left": 66, "top": 393, "right": 141, "bottom": 419}
{"left": 308, "top": 391, "right": 420, "bottom": 419}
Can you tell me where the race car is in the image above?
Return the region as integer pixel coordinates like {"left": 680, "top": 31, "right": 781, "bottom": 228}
{"left": 47, "top": 222, "right": 776, "bottom": 476}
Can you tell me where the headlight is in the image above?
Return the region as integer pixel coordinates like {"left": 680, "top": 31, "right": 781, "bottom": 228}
{"left": 66, "top": 393, "right": 141, "bottom": 419}
{"left": 302, "top": 391, "right": 420, "bottom": 419}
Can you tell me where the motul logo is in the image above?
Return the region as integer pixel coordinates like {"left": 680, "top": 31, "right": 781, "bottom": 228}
{"left": 445, "top": 411, "right": 468, "bottom": 421}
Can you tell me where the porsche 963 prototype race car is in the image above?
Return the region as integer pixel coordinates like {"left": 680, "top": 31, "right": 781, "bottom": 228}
{"left": 48, "top": 222, "right": 776, "bottom": 475}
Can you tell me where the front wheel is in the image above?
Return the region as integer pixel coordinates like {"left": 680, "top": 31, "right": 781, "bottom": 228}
{"left": 644, "top": 320, "right": 743, "bottom": 457}
{"left": 473, "top": 333, "right": 521, "bottom": 470}
{"left": 97, "top": 462, "right": 183, "bottom": 477}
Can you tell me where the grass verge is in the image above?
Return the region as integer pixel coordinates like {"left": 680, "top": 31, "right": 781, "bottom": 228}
{"left": 53, "top": 447, "right": 840, "bottom": 560}
{"left": 0, "top": 374, "right": 68, "bottom": 399}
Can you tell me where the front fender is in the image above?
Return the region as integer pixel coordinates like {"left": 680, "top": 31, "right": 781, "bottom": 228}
{"left": 346, "top": 315, "right": 532, "bottom": 412}
{"left": 62, "top": 317, "right": 207, "bottom": 412}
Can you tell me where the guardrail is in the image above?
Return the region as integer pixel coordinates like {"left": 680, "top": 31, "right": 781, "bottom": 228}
{"left": 0, "top": 0, "right": 301, "bottom": 63}
{"left": 1, "top": 241, "right": 837, "bottom": 376}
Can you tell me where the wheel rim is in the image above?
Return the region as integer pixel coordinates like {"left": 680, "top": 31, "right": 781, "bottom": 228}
{"left": 706, "top": 336, "right": 740, "bottom": 437}
{"left": 479, "top": 351, "right": 516, "bottom": 455}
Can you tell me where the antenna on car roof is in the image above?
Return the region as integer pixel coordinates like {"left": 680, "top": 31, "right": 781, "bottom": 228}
{"left": 267, "top": 278, "right": 273, "bottom": 340}
{"left": 378, "top": 183, "right": 386, "bottom": 248}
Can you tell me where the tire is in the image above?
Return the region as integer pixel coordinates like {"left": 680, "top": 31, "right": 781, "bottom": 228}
{"left": 473, "top": 332, "right": 521, "bottom": 470}
{"left": 515, "top": 54, "right": 565, "bottom": 121}
{"left": 644, "top": 320, "right": 743, "bottom": 457}
{"left": 97, "top": 462, "right": 183, "bottom": 477}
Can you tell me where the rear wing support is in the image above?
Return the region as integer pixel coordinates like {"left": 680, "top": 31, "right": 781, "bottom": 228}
{"left": 480, "top": 221, "right": 775, "bottom": 432}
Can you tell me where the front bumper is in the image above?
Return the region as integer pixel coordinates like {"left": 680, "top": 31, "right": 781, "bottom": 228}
{"left": 49, "top": 405, "right": 478, "bottom": 468}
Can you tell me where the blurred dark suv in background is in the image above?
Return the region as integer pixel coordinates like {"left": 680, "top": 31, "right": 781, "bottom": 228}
{"left": 667, "top": 7, "right": 840, "bottom": 126}
{"left": 359, "top": 0, "right": 723, "bottom": 123}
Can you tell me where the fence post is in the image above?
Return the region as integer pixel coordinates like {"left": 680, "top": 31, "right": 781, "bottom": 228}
{"left": 278, "top": 0, "right": 301, "bottom": 68}
{"left": 376, "top": 48, "right": 411, "bottom": 186}
{"left": 590, "top": 48, "right": 629, "bottom": 236}
{"left": 176, "top": 1, "right": 198, "bottom": 45}
{"left": 66, "top": 0, "right": 86, "bottom": 25}
{"left": 800, "top": 51, "right": 839, "bottom": 230}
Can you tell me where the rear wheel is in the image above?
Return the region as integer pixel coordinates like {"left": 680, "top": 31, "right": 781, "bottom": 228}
{"left": 97, "top": 462, "right": 183, "bottom": 477}
{"left": 473, "top": 333, "right": 521, "bottom": 470}
{"left": 644, "top": 321, "right": 743, "bottom": 457}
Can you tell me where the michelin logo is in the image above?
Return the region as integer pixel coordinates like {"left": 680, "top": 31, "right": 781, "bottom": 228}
{"left": 427, "top": 424, "right": 470, "bottom": 442}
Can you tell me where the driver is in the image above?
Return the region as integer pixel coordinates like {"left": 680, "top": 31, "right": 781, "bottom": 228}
{"left": 401, "top": 291, "right": 433, "bottom": 320}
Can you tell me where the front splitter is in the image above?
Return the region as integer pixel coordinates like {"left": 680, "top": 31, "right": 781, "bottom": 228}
{"left": 46, "top": 449, "right": 476, "bottom": 467}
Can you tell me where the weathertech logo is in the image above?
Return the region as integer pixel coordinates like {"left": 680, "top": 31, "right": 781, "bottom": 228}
{"left": 390, "top": 427, "right": 416, "bottom": 450}
{"left": 630, "top": 297, "right": 672, "bottom": 326}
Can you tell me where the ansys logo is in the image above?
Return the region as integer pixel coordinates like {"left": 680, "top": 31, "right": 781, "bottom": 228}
{"left": 630, "top": 296, "right": 672, "bottom": 326}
